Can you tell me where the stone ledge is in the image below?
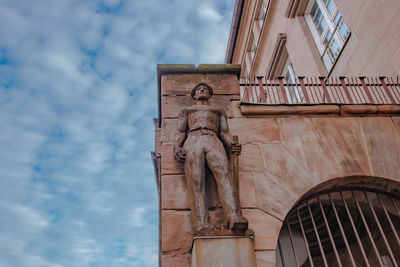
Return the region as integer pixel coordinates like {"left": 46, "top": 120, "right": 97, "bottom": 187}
{"left": 157, "top": 64, "right": 241, "bottom": 78}
{"left": 240, "top": 104, "right": 339, "bottom": 116}
{"left": 239, "top": 104, "right": 400, "bottom": 116}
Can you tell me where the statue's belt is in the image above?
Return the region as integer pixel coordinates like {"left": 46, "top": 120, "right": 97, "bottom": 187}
{"left": 187, "top": 127, "right": 218, "bottom": 136}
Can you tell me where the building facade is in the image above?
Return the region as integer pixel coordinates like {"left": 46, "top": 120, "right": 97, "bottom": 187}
{"left": 153, "top": 1, "right": 400, "bottom": 266}
{"left": 226, "top": 0, "right": 400, "bottom": 82}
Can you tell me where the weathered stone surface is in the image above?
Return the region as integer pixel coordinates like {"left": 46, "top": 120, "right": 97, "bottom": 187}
{"left": 238, "top": 172, "right": 258, "bottom": 208}
{"left": 242, "top": 209, "right": 282, "bottom": 250}
{"left": 261, "top": 142, "right": 317, "bottom": 196}
{"left": 160, "top": 119, "right": 177, "bottom": 144}
{"left": 192, "top": 237, "right": 257, "bottom": 267}
{"left": 161, "top": 73, "right": 240, "bottom": 96}
{"left": 312, "top": 117, "right": 372, "bottom": 177}
{"left": 162, "top": 253, "right": 191, "bottom": 267}
{"left": 162, "top": 210, "right": 193, "bottom": 253}
{"left": 240, "top": 104, "right": 340, "bottom": 116}
{"left": 204, "top": 74, "right": 240, "bottom": 95}
{"left": 231, "top": 100, "right": 244, "bottom": 118}
{"left": 255, "top": 251, "right": 276, "bottom": 267}
{"left": 360, "top": 117, "right": 400, "bottom": 180}
{"left": 162, "top": 175, "right": 189, "bottom": 209}
{"left": 377, "top": 105, "right": 400, "bottom": 115}
{"left": 392, "top": 117, "right": 400, "bottom": 131}
{"left": 160, "top": 174, "right": 223, "bottom": 210}
{"left": 162, "top": 95, "right": 236, "bottom": 119}
{"left": 197, "top": 64, "right": 241, "bottom": 77}
{"left": 154, "top": 126, "right": 161, "bottom": 155}
{"left": 239, "top": 144, "right": 265, "bottom": 172}
{"left": 252, "top": 172, "right": 299, "bottom": 220}
{"left": 161, "top": 74, "right": 205, "bottom": 95}
{"left": 161, "top": 144, "right": 184, "bottom": 175}
{"left": 340, "top": 104, "right": 377, "bottom": 116}
{"left": 228, "top": 118, "right": 281, "bottom": 143}
{"left": 276, "top": 118, "right": 348, "bottom": 181}
{"left": 158, "top": 64, "right": 196, "bottom": 76}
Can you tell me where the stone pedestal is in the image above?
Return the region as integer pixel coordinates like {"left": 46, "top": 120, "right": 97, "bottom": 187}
{"left": 191, "top": 236, "right": 257, "bottom": 267}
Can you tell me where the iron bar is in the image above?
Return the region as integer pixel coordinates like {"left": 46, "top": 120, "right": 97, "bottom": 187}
{"left": 257, "top": 76, "right": 266, "bottom": 103}
{"left": 278, "top": 77, "right": 289, "bottom": 103}
{"left": 392, "top": 197, "right": 400, "bottom": 217}
{"left": 307, "top": 200, "right": 328, "bottom": 267}
{"left": 318, "top": 196, "right": 343, "bottom": 267}
{"left": 286, "top": 221, "right": 301, "bottom": 267}
{"left": 352, "top": 191, "right": 384, "bottom": 267}
{"left": 379, "top": 76, "right": 396, "bottom": 104}
{"left": 278, "top": 237, "right": 286, "bottom": 267}
{"left": 364, "top": 191, "right": 398, "bottom": 267}
{"left": 296, "top": 208, "right": 315, "bottom": 267}
{"left": 376, "top": 193, "right": 400, "bottom": 248}
{"left": 340, "top": 191, "right": 371, "bottom": 267}
{"left": 298, "top": 77, "right": 310, "bottom": 103}
{"left": 339, "top": 76, "right": 353, "bottom": 104}
{"left": 319, "top": 76, "right": 332, "bottom": 103}
{"left": 328, "top": 193, "right": 357, "bottom": 267}
{"left": 359, "top": 76, "right": 375, "bottom": 104}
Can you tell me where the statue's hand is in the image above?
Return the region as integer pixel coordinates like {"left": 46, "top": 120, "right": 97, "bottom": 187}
{"left": 174, "top": 147, "right": 186, "bottom": 162}
{"left": 231, "top": 142, "right": 242, "bottom": 155}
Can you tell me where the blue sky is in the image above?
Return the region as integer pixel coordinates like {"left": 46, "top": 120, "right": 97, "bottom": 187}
{"left": 0, "top": 0, "right": 234, "bottom": 266}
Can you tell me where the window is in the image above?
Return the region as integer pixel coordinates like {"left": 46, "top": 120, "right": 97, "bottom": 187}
{"left": 281, "top": 57, "right": 296, "bottom": 84}
{"left": 305, "top": 0, "right": 350, "bottom": 70}
{"left": 257, "top": 1, "right": 268, "bottom": 29}
{"left": 281, "top": 57, "right": 304, "bottom": 103}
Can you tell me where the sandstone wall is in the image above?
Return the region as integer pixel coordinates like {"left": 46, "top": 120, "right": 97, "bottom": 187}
{"left": 156, "top": 66, "right": 400, "bottom": 266}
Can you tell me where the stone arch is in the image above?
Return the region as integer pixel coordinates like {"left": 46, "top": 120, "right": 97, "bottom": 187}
{"left": 274, "top": 176, "right": 400, "bottom": 267}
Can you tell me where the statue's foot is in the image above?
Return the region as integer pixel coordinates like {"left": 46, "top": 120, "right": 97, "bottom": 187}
{"left": 229, "top": 215, "right": 248, "bottom": 234}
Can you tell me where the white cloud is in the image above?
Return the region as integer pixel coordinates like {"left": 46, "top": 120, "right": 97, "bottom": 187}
{"left": 198, "top": 6, "right": 223, "bottom": 22}
{"left": 0, "top": 0, "right": 235, "bottom": 266}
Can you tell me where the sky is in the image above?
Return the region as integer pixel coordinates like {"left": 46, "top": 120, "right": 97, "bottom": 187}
{"left": 0, "top": 0, "right": 235, "bottom": 266}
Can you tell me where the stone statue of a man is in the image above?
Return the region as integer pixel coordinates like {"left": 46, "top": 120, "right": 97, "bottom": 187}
{"left": 174, "top": 83, "right": 248, "bottom": 234}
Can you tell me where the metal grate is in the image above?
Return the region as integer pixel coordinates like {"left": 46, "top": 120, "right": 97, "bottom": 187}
{"left": 276, "top": 189, "right": 400, "bottom": 267}
{"left": 240, "top": 76, "right": 400, "bottom": 105}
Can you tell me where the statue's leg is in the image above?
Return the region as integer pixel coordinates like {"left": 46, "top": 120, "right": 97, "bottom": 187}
{"left": 205, "top": 136, "right": 248, "bottom": 232}
{"left": 184, "top": 138, "right": 210, "bottom": 232}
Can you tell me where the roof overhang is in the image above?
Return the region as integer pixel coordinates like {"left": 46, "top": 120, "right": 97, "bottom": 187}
{"left": 225, "top": 0, "right": 245, "bottom": 64}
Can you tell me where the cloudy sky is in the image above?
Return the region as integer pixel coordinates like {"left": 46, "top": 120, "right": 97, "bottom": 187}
{"left": 0, "top": 0, "right": 234, "bottom": 266}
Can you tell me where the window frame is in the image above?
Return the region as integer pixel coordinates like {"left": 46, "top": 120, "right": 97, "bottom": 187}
{"left": 304, "top": 0, "right": 350, "bottom": 70}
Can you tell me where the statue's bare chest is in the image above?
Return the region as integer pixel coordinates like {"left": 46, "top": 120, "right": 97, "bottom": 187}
{"left": 187, "top": 108, "right": 219, "bottom": 129}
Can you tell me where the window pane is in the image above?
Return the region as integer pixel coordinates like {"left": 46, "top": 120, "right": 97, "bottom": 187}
{"left": 313, "top": 8, "right": 322, "bottom": 25}
{"left": 334, "top": 12, "right": 341, "bottom": 25}
{"left": 317, "top": 17, "right": 327, "bottom": 36}
{"left": 310, "top": 1, "right": 318, "bottom": 17}
{"left": 323, "top": 30, "right": 332, "bottom": 48}
{"left": 339, "top": 22, "right": 350, "bottom": 40}
{"left": 326, "top": 0, "right": 336, "bottom": 14}
{"left": 330, "top": 39, "right": 340, "bottom": 57}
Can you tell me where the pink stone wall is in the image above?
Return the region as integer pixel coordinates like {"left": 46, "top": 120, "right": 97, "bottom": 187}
{"left": 233, "top": 0, "right": 400, "bottom": 78}
{"left": 156, "top": 69, "right": 400, "bottom": 266}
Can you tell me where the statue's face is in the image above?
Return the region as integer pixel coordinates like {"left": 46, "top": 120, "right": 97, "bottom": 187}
{"left": 194, "top": 85, "right": 211, "bottom": 100}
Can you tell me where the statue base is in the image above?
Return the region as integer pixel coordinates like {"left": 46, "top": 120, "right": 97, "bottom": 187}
{"left": 191, "top": 236, "right": 257, "bottom": 267}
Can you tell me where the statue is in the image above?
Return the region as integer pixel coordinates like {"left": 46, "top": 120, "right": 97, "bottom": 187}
{"left": 174, "top": 83, "right": 248, "bottom": 234}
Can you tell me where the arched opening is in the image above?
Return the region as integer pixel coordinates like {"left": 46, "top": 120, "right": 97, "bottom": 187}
{"left": 276, "top": 181, "right": 400, "bottom": 267}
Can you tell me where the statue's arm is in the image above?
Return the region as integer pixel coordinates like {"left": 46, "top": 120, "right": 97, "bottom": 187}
{"left": 174, "top": 108, "right": 188, "bottom": 162}
{"left": 220, "top": 110, "right": 242, "bottom": 155}
{"left": 219, "top": 110, "right": 234, "bottom": 147}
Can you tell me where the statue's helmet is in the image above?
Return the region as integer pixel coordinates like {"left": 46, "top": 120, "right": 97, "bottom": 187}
{"left": 191, "top": 83, "right": 214, "bottom": 99}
